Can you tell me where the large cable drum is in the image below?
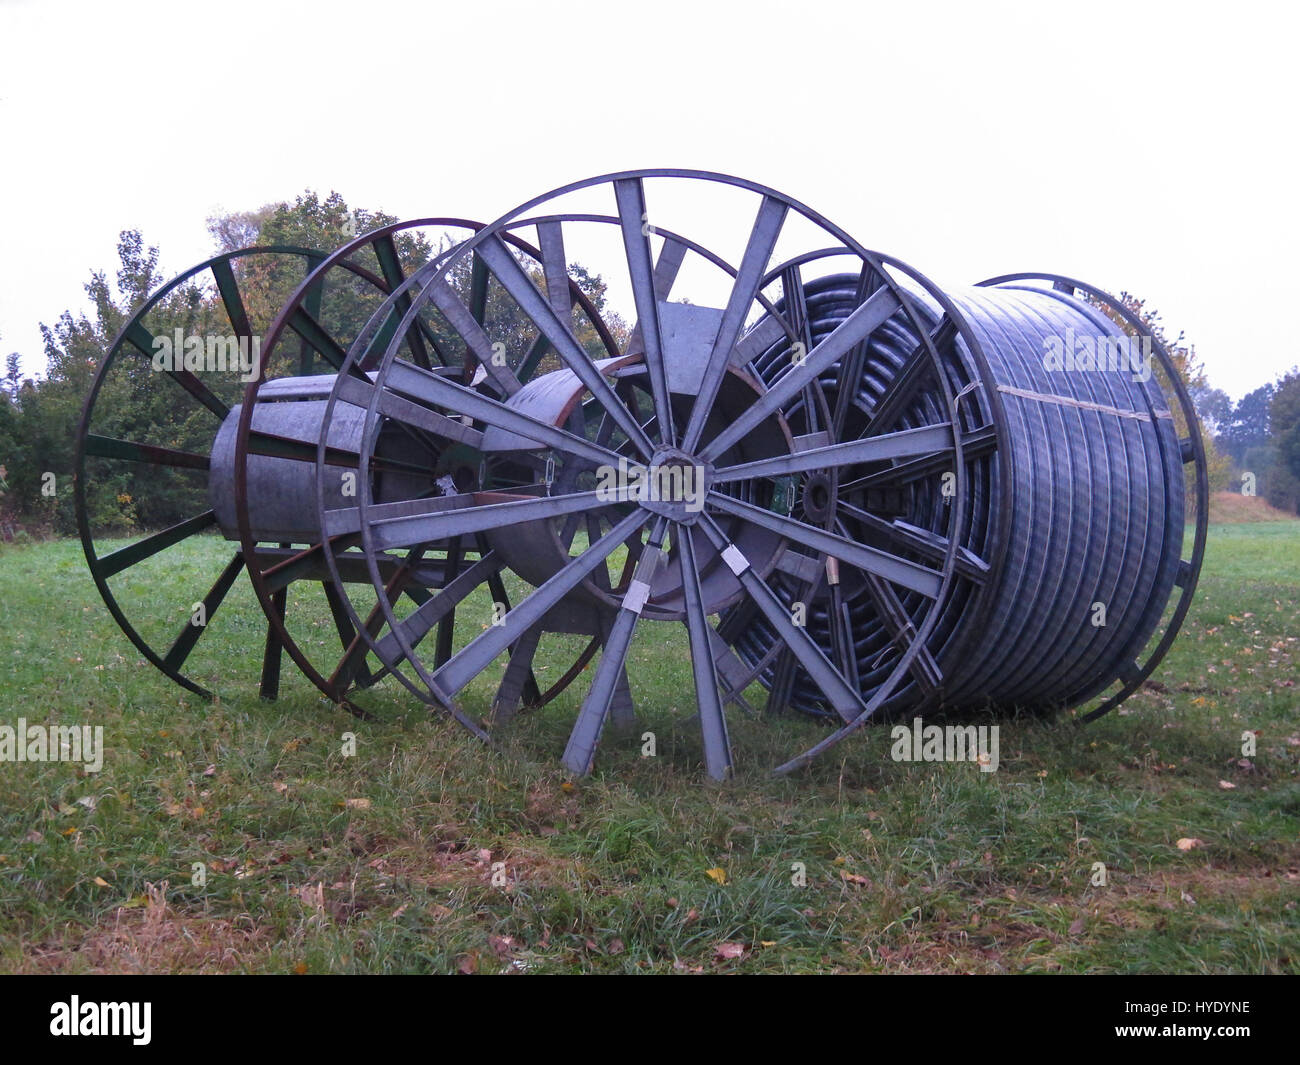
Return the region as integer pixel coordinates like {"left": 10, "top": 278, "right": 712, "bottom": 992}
{"left": 729, "top": 273, "right": 1194, "bottom": 734}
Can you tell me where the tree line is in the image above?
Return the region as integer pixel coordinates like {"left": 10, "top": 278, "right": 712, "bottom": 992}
{"left": 1, "top": 191, "right": 1297, "bottom": 542}
{"left": 0, "top": 191, "right": 620, "bottom": 540}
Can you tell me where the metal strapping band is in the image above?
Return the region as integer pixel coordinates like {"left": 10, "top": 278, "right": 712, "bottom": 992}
{"left": 996, "top": 385, "right": 1172, "bottom": 421}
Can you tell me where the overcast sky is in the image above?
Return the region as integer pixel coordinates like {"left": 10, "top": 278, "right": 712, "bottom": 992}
{"left": 1, "top": 0, "right": 1295, "bottom": 400}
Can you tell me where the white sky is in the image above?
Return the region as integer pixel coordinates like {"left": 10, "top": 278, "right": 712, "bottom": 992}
{"left": 1, "top": 0, "right": 1296, "bottom": 400}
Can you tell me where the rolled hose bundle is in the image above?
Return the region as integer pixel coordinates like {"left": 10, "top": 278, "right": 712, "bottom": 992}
{"left": 725, "top": 274, "right": 1185, "bottom": 719}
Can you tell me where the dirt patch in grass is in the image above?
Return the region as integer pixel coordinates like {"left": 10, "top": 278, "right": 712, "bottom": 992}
{"left": 1208, "top": 491, "right": 1296, "bottom": 523}
{"left": 1112, "top": 856, "right": 1300, "bottom": 913}
{"left": 23, "top": 882, "right": 272, "bottom": 974}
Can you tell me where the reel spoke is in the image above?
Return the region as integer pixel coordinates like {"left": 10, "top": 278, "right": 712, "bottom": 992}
{"left": 682, "top": 196, "right": 788, "bottom": 452}
{"left": 712, "top": 422, "right": 954, "bottom": 484}
{"left": 614, "top": 179, "right": 675, "bottom": 443}
{"left": 697, "top": 516, "right": 867, "bottom": 724}
{"left": 677, "top": 524, "right": 732, "bottom": 781}
{"left": 161, "top": 553, "right": 245, "bottom": 672}
{"left": 700, "top": 285, "right": 903, "bottom": 461}
{"left": 706, "top": 491, "right": 943, "bottom": 597}
{"left": 432, "top": 509, "right": 649, "bottom": 698}
{"left": 562, "top": 518, "right": 669, "bottom": 776}
{"left": 475, "top": 234, "right": 654, "bottom": 457}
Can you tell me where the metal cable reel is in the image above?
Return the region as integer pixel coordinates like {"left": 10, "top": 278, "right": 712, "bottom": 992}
{"left": 736, "top": 266, "right": 1208, "bottom": 772}
{"left": 75, "top": 219, "right": 613, "bottom": 708}
{"left": 229, "top": 219, "right": 626, "bottom": 717}
{"left": 74, "top": 241, "right": 416, "bottom": 700}
{"left": 75, "top": 169, "right": 1207, "bottom": 781}
{"left": 309, "top": 171, "right": 991, "bottom": 778}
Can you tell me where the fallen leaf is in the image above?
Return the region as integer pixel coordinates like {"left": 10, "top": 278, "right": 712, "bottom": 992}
{"left": 607, "top": 938, "right": 625, "bottom": 955}
{"left": 760, "top": 940, "right": 777, "bottom": 947}
{"left": 342, "top": 797, "right": 371, "bottom": 810}
{"left": 293, "top": 962, "right": 308, "bottom": 975}
{"left": 92, "top": 876, "right": 110, "bottom": 887}
{"left": 1218, "top": 780, "right": 1237, "bottom": 790}
{"left": 1181, "top": 891, "right": 1196, "bottom": 905}
{"left": 714, "top": 941, "right": 746, "bottom": 961}
{"left": 1176, "top": 837, "right": 1205, "bottom": 851}
{"left": 202, "top": 764, "right": 216, "bottom": 777}
{"left": 1068, "top": 916, "right": 1086, "bottom": 935}
{"left": 488, "top": 934, "right": 516, "bottom": 958}
{"left": 839, "top": 870, "right": 872, "bottom": 887}
{"left": 458, "top": 953, "right": 479, "bottom": 975}
{"left": 705, "top": 867, "right": 727, "bottom": 885}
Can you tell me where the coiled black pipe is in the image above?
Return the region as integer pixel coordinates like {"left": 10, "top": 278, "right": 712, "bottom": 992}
{"left": 726, "top": 274, "right": 1184, "bottom": 719}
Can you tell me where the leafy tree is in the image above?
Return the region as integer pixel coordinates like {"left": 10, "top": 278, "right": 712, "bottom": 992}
{"left": 1266, "top": 370, "right": 1300, "bottom": 513}
{"left": 1219, "top": 383, "right": 1275, "bottom": 464}
{"left": 1191, "top": 385, "right": 1233, "bottom": 436}
{"left": 3, "top": 352, "right": 21, "bottom": 399}
{"left": 7, "top": 191, "right": 632, "bottom": 536}
{"left": 1087, "top": 292, "right": 1232, "bottom": 497}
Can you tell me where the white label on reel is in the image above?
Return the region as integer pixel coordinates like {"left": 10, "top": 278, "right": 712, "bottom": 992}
{"left": 623, "top": 579, "right": 652, "bottom": 615}
{"left": 721, "top": 544, "right": 749, "bottom": 575}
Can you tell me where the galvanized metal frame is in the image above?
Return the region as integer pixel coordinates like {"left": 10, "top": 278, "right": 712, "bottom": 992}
{"left": 72, "top": 173, "right": 1206, "bottom": 784}
{"left": 310, "top": 171, "right": 973, "bottom": 779}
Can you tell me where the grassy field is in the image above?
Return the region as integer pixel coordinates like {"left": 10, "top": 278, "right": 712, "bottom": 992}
{"left": 0, "top": 518, "right": 1296, "bottom": 974}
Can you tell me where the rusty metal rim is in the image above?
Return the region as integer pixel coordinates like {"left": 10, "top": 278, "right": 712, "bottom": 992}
{"left": 74, "top": 244, "right": 366, "bottom": 699}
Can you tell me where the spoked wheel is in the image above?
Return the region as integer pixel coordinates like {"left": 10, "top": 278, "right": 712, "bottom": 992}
{"left": 234, "top": 219, "right": 628, "bottom": 716}
{"left": 74, "top": 244, "right": 370, "bottom": 698}
{"left": 311, "top": 170, "right": 985, "bottom": 779}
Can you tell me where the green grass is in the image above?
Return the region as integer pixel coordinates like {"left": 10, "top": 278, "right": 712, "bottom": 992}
{"left": 0, "top": 521, "right": 1296, "bottom": 973}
